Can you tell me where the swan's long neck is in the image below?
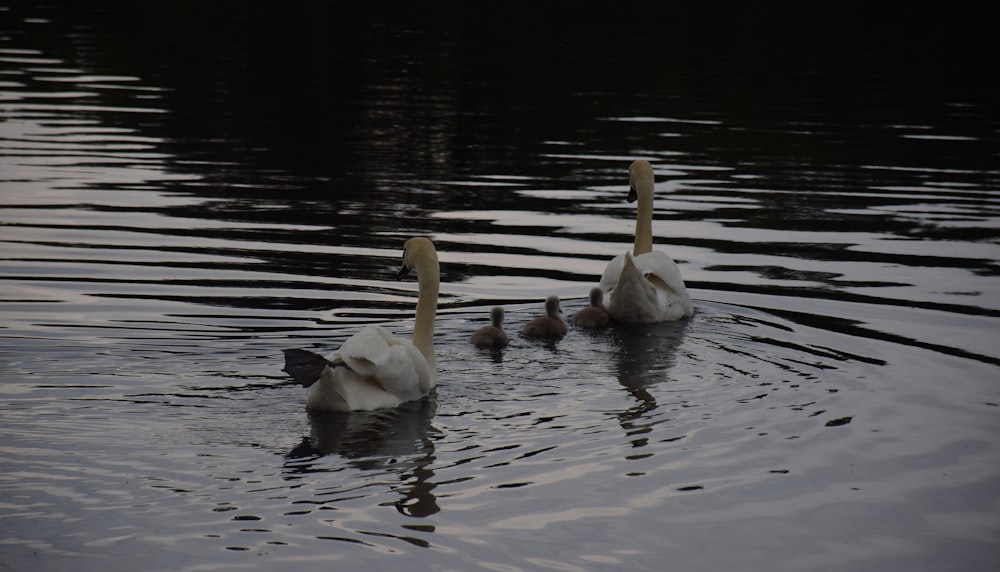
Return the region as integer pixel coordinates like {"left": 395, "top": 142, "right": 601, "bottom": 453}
{"left": 633, "top": 182, "right": 654, "bottom": 256}
{"left": 412, "top": 254, "right": 439, "bottom": 372}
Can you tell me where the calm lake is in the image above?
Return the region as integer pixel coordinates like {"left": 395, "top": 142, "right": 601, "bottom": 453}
{"left": 1, "top": 3, "right": 998, "bottom": 571}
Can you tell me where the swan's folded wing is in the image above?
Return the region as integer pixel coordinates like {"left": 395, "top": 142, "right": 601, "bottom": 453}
{"left": 337, "top": 325, "right": 397, "bottom": 377}
{"left": 635, "top": 251, "right": 694, "bottom": 317}
{"left": 634, "top": 251, "right": 689, "bottom": 298}
{"left": 372, "top": 342, "right": 433, "bottom": 401}
{"left": 338, "top": 325, "right": 432, "bottom": 401}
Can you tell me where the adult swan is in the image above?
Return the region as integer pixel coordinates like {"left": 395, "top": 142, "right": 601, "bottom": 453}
{"left": 283, "top": 237, "right": 439, "bottom": 411}
{"left": 599, "top": 160, "right": 693, "bottom": 322}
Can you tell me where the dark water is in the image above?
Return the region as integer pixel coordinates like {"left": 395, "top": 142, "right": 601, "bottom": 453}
{"left": 2, "top": 3, "right": 999, "bottom": 571}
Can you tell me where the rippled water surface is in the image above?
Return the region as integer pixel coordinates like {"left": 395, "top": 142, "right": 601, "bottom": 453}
{"left": 2, "top": 4, "right": 999, "bottom": 571}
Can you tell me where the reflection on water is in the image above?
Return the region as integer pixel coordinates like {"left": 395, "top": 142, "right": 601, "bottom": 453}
{"left": 611, "top": 320, "right": 689, "bottom": 406}
{"left": 286, "top": 399, "right": 440, "bottom": 518}
{"left": 2, "top": 2, "right": 999, "bottom": 571}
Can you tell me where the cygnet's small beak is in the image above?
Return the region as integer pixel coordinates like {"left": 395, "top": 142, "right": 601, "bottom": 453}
{"left": 396, "top": 264, "right": 413, "bottom": 280}
{"left": 627, "top": 184, "right": 638, "bottom": 203}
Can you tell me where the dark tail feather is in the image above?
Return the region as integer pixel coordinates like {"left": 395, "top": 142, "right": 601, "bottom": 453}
{"left": 282, "top": 348, "right": 335, "bottom": 388}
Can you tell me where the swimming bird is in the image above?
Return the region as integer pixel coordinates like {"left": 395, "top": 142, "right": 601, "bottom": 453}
{"left": 572, "top": 287, "right": 611, "bottom": 328}
{"left": 470, "top": 306, "right": 509, "bottom": 349}
{"left": 282, "top": 237, "right": 439, "bottom": 411}
{"left": 599, "top": 160, "right": 693, "bottom": 322}
{"left": 523, "top": 295, "right": 567, "bottom": 337}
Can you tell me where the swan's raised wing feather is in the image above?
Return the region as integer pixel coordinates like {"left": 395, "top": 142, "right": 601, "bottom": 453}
{"left": 283, "top": 348, "right": 335, "bottom": 388}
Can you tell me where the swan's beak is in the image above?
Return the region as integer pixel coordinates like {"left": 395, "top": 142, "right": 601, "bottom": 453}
{"left": 627, "top": 184, "right": 638, "bottom": 203}
{"left": 396, "top": 264, "right": 413, "bottom": 280}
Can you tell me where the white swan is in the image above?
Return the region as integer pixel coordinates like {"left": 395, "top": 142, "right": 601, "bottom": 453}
{"left": 572, "top": 287, "right": 611, "bottom": 329}
{"left": 282, "top": 237, "right": 439, "bottom": 411}
{"left": 523, "top": 295, "right": 567, "bottom": 337}
{"left": 599, "top": 160, "right": 693, "bottom": 322}
{"left": 470, "top": 306, "right": 509, "bottom": 349}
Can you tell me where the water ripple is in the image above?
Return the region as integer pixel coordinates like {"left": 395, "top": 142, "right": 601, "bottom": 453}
{"left": 2, "top": 4, "right": 999, "bottom": 570}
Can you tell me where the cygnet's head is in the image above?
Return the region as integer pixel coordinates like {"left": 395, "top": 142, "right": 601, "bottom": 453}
{"left": 544, "top": 295, "right": 561, "bottom": 317}
{"left": 588, "top": 287, "right": 604, "bottom": 307}
{"left": 490, "top": 306, "right": 505, "bottom": 327}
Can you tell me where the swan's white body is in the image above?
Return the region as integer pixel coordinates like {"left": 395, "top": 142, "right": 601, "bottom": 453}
{"left": 600, "top": 251, "right": 692, "bottom": 322}
{"left": 288, "top": 237, "right": 439, "bottom": 412}
{"left": 601, "top": 160, "right": 693, "bottom": 323}
{"left": 307, "top": 324, "right": 435, "bottom": 411}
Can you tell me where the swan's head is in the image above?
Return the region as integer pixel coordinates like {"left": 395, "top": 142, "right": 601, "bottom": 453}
{"left": 628, "top": 159, "right": 655, "bottom": 203}
{"left": 397, "top": 236, "right": 437, "bottom": 280}
{"left": 490, "top": 306, "right": 505, "bottom": 327}
{"left": 588, "top": 287, "right": 604, "bottom": 307}
{"left": 544, "top": 295, "right": 562, "bottom": 317}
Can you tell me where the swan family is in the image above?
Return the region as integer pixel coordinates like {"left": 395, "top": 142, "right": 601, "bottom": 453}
{"left": 283, "top": 160, "right": 692, "bottom": 411}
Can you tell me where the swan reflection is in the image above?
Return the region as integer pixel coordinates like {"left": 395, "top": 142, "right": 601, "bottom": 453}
{"left": 284, "top": 398, "right": 440, "bottom": 517}
{"left": 611, "top": 319, "right": 689, "bottom": 419}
